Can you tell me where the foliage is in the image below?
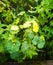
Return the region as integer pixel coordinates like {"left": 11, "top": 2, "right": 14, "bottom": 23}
{"left": 0, "top": 0, "right": 53, "bottom": 62}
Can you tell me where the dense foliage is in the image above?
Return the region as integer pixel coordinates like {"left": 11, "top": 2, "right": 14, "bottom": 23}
{"left": 0, "top": 0, "right": 53, "bottom": 62}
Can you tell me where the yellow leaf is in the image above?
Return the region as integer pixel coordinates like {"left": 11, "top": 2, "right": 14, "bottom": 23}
{"left": 32, "top": 21, "right": 39, "bottom": 33}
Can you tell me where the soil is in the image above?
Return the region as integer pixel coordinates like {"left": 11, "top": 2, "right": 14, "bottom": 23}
{"left": 0, "top": 60, "right": 53, "bottom": 65}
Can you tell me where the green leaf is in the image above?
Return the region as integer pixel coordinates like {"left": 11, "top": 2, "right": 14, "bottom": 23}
{"left": 37, "top": 41, "right": 45, "bottom": 49}
{"left": 0, "top": 22, "right": 5, "bottom": 28}
{"left": 32, "top": 36, "right": 40, "bottom": 45}
{"left": 10, "top": 52, "right": 24, "bottom": 62}
{"left": 18, "top": 11, "right": 25, "bottom": 16}
{"left": 6, "top": 40, "right": 12, "bottom": 51}
{"left": 21, "top": 41, "right": 28, "bottom": 52}
{"left": 28, "top": 32, "right": 34, "bottom": 39}
{"left": 2, "top": 12, "right": 7, "bottom": 17}
{"left": 0, "top": 28, "right": 4, "bottom": 34}
{"left": 0, "top": 44, "right": 4, "bottom": 52}
{"left": 12, "top": 41, "right": 21, "bottom": 53}
{"left": 6, "top": 40, "right": 21, "bottom": 53}
{"left": 50, "top": 20, "right": 53, "bottom": 26}
{"left": 0, "top": 7, "right": 4, "bottom": 12}
{"left": 2, "top": 33, "right": 9, "bottom": 39}
{"left": 28, "top": 50, "right": 33, "bottom": 59}
{"left": 10, "top": 52, "right": 18, "bottom": 59}
{"left": 26, "top": 49, "right": 37, "bottom": 59}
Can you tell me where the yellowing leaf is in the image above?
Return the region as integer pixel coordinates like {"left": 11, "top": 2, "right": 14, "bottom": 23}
{"left": 23, "top": 21, "right": 31, "bottom": 28}
{"left": 15, "top": 18, "right": 20, "bottom": 24}
{"left": 40, "top": 35, "right": 45, "bottom": 40}
{"left": 33, "top": 25, "right": 39, "bottom": 33}
{"left": 32, "top": 21, "right": 39, "bottom": 33}
{"left": 11, "top": 25, "right": 19, "bottom": 31}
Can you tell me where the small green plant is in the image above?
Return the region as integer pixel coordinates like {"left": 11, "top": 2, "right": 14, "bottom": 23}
{"left": 0, "top": 19, "right": 45, "bottom": 62}
{"left": 0, "top": 0, "right": 53, "bottom": 62}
